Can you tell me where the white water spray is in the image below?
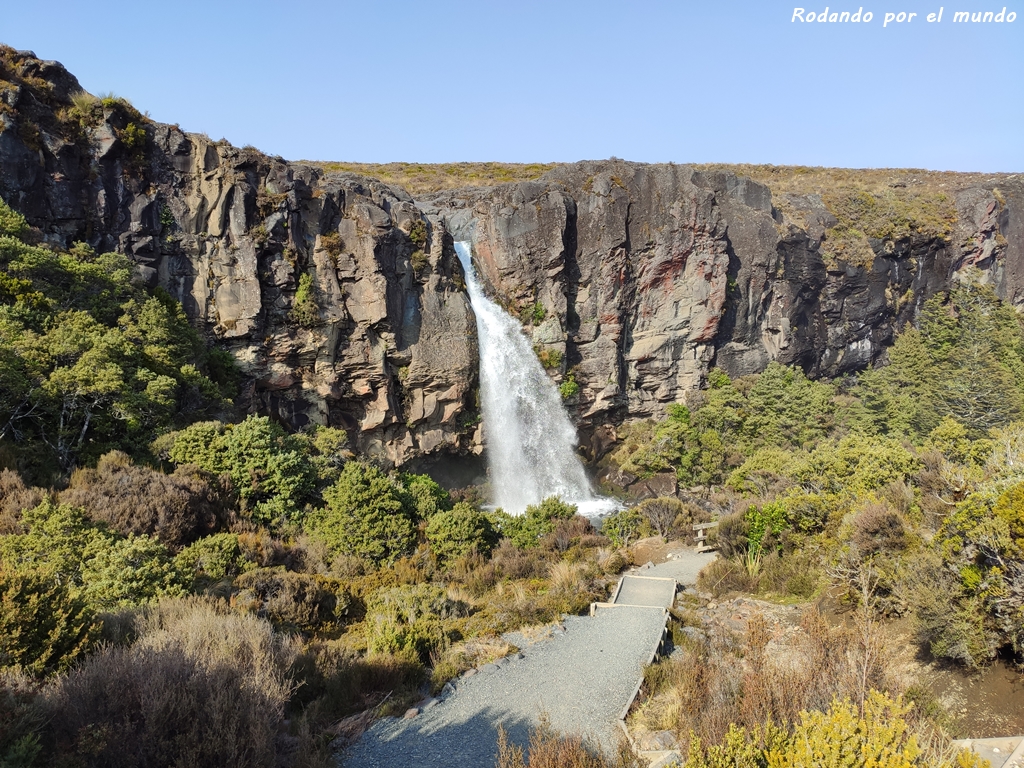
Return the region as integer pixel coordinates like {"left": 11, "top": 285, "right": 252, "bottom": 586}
{"left": 455, "top": 241, "right": 618, "bottom": 516}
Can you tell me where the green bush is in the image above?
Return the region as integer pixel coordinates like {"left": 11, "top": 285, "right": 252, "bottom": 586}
{"left": 402, "top": 473, "right": 452, "bottom": 520}
{"left": 0, "top": 565, "right": 100, "bottom": 676}
{"left": 489, "top": 497, "right": 578, "bottom": 549}
{"left": 0, "top": 197, "right": 28, "bottom": 239}
{"left": 365, "top": 583, "right": 468, "bottom": 661}
{"left": 290, "top": 272, "right": 321, "bottom": 328}
{"left": 635, "top": 496, "right": 690, "bottom": 538}
{"left": 174, "top": 533, "right": 249, "bottom": 589}
{"left": 426, "top": 502, "right": 495, "bottom": 566}
{"left": 305, "top": 462, "right": 417, "bottom": 565}
{"left": 167, "top": 415, "right": 315, "bottom": 528}
{"left": 768, "top": 692, "right": 921, "bottom": 768}
{"left": 601, "top": 508, "right": 644, "bottom": 547}
{"left": 79, "top": 535, "right": 185, "bottom": 609}
{"left": 559, "top": 372, "right": 580, "bottom": 400}
{"left": 0, "top": 500, "right": 184, "bottom": 611}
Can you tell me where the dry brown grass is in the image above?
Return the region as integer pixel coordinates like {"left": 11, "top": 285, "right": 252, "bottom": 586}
{"left": 496, "top": 718, "right": 640, "bottom": 768}
{"left": 694, "top": 163, "right": 985, "bottom": 266}
{"left": 307, "top": 161, "right": 559, "bottom": 196}
{"left": 429, "top": 635, "right": 516, "bottom": 693}
{"left": 0, "top": 468, "right": 45, "bottom": 534}
{"left": 629, "top": 608, "right": 897, "bottom": 753}
{"left": 290, "top": 637, "right": 424, "bottom": 725}
{"left": 46, "top": 597, "right": 298, "bottom": 768}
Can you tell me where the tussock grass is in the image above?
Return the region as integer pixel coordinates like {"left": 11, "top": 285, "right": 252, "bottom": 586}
{"left": 46, "top": 597, "right": 298, "bottom": 768}
{"left": 497, "top": 717, "right": 640, "bottom": 768}
{"left": 694, "top": 163, "right": 974, "bottom": 266}
{"left": 307, "top": 161, "right": 558, "bottom": 196}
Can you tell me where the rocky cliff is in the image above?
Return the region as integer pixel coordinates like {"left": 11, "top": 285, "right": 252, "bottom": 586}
{"left": 2, "top": 47, "right": 1022, "bottom": 467}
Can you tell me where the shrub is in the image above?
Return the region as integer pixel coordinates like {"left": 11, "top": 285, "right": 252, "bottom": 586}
{"left": 635, "top": 497, "right": 689, "bottom": 538}
{"left": 305, "top": 462, "right": 417, "bottom": 565}
{"left": 290, "top": 640, "right": 424, "bottom": 727}
{"left": 559, "top": 373, "right": 580, "bottom": 400}
{"left": 993, "top": 479, "right": 1024, "bottom": 542}
{"left": 683, "top": 723, "right": 788, "bottom": 768}
{"left": 715, "top": 512, "right": 750, "bottom": 558}
{"left": 426, "top": 502, "right": 495, "bottom": 566}
{"left": 0, "top": 669, "right": 45, "bottom": 767}
{"left": 529, "top": 302, "right": 546, "bottom": 324}
{"left": 496, "top": 718, "right": 630, "bottom": 768}
{"left": 79, "top": 534, "right": 185, "bottom": 609}
{"left": 0, "top": 196, "right": 28, "bottom": 239}
{"left": 697, "top": 556, "right": 759, "bottom": 597}
{"left": 489, "top": 497, "right": 579, "bottom": 549}
{"left": 60, "top": 450, "right": 224, "bottom": 550}
{"left": 0, "top": 470, "right": 44, "bottom": 535}
{"left": 542, "top": 515, "right": 595, "bottom": 553}
{"left": 232, "top": 568, "right": 352, "bottom": 633}
{"left": 0, "top": 565, "right": 100, "bottom": 676}
{"left": 401, "top": 473, "right": 452, "bottom": 520}
{"left": 745, "top": 502, "right": 787, "bottom": 558}
{"left": 408, "top": 219, "right": 428, "bottom": 249}
{"left": 365, "top": 584, "right": 468, "bottom": 662}
{"left": 167, "top": 416, "right": 315, "bottom": 528}
{"left": 290, "top": 272, "right": 321, "bottom": 328}
{"left": 535, "top": 346, "right": 564, "bottom": 370}
{"left": 908, "top": 553, "right": 997, "bottom": 668}
{"left": 601, "top": 508, "right": 644, "bottom": 547}
{"left": 175, "top": 533, "right": 249, "bottom": 589}
{"left": 489, "top": 540, "right": 550, "bottom": 581}
{"left": 767, "top": 692, "right": 922, "bottom": 768}
{"left": 796, "top": 434, "right": 920, "bottom": 496}
{"left": 46, "top": 598, "right": 297, "bottom": 768}
{"left": 851, "top": 503, "right": 907, "bottom": 557}
{"left": 318, "top": 231, "right": 343, "bottom": 257}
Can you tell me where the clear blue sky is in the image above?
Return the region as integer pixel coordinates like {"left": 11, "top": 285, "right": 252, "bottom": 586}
{"left": 3, "top": 0, "right": 1021, "bottom": 171}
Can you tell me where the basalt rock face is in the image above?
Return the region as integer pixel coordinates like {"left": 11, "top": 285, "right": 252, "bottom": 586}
{"left": 0, "top": 48, "right": 479, "bottom": 466}
{"left": 425, "top": 163, "right": 1024, "bottom": 456}
{"left": 2, "top": 48, "right": 1023, "bottom": 467}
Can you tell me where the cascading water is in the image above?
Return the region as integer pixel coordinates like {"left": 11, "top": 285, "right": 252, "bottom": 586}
{"left": 455, "top": 241, "right": 618, "bottom": 516}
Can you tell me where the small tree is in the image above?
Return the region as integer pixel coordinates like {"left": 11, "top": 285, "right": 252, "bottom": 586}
{"left": 426, "top": 502, "right": 495, "bottom": 566}
{"left": 601, "top": 508, "right": 644, "bottom": 548}
{"left": 167, "top": 416, "right": 315, "bottom": 527}
{"left": 635, "top": 496, "right": 688, "bottom": 538}
{"left": 402, "top": 473, "right": 452, "bottom": 520}
{"left": 305, "top": 462, "right": 416, "bottom": 565}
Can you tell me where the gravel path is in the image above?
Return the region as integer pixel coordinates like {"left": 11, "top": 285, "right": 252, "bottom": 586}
{"left": 340, "top": 608, "right": 668, "bottom": 767}
{"left": 340, "top": 548, "right": 715, "bottom": 768}
{"left": 637, "top": 548, "right": 718, "bottom": 585}
{"left": 614, "top": 575, "right": 676, "bottom": 608}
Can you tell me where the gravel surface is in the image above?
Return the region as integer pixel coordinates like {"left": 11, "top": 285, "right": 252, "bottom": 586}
{"left": 340, "top": 608, "right": 668, "bottom": 767}
{"left": 637, "top": 548, "right": 718, "bottom": 585}
{"left": 339, "top": 549, "right": 715, "bottom": 768}
{"left": 613, "top": 575, "right": 676, "bottom": 608}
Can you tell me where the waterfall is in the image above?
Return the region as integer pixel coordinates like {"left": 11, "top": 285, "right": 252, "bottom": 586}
{"left": 455, "top": 241, "right": 618, "bottom": 516}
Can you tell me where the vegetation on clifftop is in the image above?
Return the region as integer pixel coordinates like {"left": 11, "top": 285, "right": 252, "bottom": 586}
{"left": 308, "top": 161, "right": 558, "bottom": 196}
